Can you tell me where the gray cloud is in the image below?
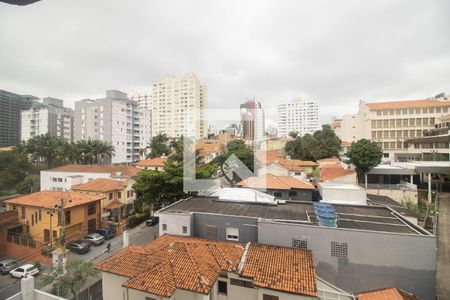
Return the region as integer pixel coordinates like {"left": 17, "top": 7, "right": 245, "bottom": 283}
{"left": 1, "top": 0, "right": 449, "bottom": 126}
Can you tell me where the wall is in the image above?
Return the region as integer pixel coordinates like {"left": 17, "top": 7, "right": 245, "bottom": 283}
{"left": 366, "top": 188, "right": 418, "bottom": 205}
{"left": 193, "top": 213, "right": 258, "bottom": 243}
{"left": 263, "top": 188, "right": 312, "bottom": 201}
{"left": 102, "top": 272, "right": 127, "bottom": 300}
{"left": 41, "top": 170, "right": 111, "bottom": 191}
{"left": 0, "top": 230, "right": 52, "bottom": 265}
{"left": 318, "top": 185, "right": 366, "bottom": 205}
{"left": 257, "top": 220, "right": 436, "bottom": 300}
{"left": 157, "top": 212, "right": 193, "bottom": 237}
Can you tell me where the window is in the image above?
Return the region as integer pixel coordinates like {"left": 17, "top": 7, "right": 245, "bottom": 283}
{"left": 226, "top": 227, "right": 239, "bottom": 241}
{"left": 109, "top": 193, "right": 113, "bottom": 200}
{"left": 273, "top": 191, "right": 282, "bottom": 197}
{"left": 331, "top": 242, "right": 348, "bottom": 258}
{"left": 118, "top": 192, "right": 121, "bottom": 199}
{"left": 21, "top": 207, "right": 26, "bottom": 219}
{"left": 65, "top": 210, "right": 71, "bottom": 225}
{"left": 288, "top": 191, "right": 297, "bottom": 197}
{"left": 38, "top": 209, "right": 41, "bottom": 221}
{"left": 230, "top": 278, "right": 254, "bottom": 288}
{"left": 218, "top": 281, "right": 228, "bottom": 295}
{"left": 263, "top": 295, "right": 279, "bottom": 300}
{"left": 162, "top": 224, "right": 167, "bottom": 231}
{"left": 292, "top": 239, "right": 307, "bottom": 249}
{"left": 87, "top": 203, "right": 96, "bottom": 215}
{"left": 205, "top": 225, "right": 217, "bottom": 239}
{"left": 182, "top": 226, "right": 187, "bottom": 234}
{"left": 31, "top": 214, "right": 34, "bottom": 226}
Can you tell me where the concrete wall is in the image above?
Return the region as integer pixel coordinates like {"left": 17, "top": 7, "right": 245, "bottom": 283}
{"left": 366, "top": 188, "right": 418, "bottom": 205}
{"left": 41, "top": 170, "right": 111, "bottom": 191}
{"left": 318, "top": 184, "right": 366, "bottom": 205}
{"left": 157, "top": 212, "right": 193, "bottom": 237}
{"left": 193, "top": 213, "right": 258, "bottom": 242}
{"left": 102, "top": 272, "right": 127, "bottom": 300}
{"left": 257, "top": 220, "right": 436, "bottom": 300}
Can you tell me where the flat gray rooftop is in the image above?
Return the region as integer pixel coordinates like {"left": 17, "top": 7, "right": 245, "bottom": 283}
{"left": 159, "top": 197, "right": 431, "bottom": 236}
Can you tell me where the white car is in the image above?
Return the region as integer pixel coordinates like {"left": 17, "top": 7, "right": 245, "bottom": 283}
{"left": 82, "top": 233, "right": 105, "bottom": 245}
{"left": 10, "top": 264, "right": 39, "bottom": 278}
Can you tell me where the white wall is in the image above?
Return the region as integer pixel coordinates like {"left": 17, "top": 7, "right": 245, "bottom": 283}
{"left": 156, "top": 212, "right": 193, "bottom": 237}
{"left": 40, "top": 171, "right": 111, "bottom": 191}
{"left": 102, "top": 272, "right": 128, "bottom": 300}
{"left": 318, "top": 183, "right": 367, "bottom": 205}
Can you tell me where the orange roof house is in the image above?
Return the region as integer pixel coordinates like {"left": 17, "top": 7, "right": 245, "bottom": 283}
{"left": 95, "top": 234, "right": 317, "bottom": 298}
{"left": 317, "top": 157, "right": 340, "bottom": 165}
{"left": 356, "top": 287, "right": 421, "bottom": 300}
{"left": 237, "top": 173, "right": 314, "bottom": 190}
{"left": 72, "top": 178, "right": 128, "bottom": 193}
{"left": 4, "top": 191, "right": 103, "bottom": 209}
{"left": 135, "top": 157, "right": 166, "bottom": 170}
{"left": 320, "top": 165, "right": 356, "bottom": 182}
{"left": 47, "top": 164, "right": 140, "bottom": 177}
{"left": 276, "top": 159, "right": 318, "bottom": 172}
{"left": 255, "top": 149, "right": 285, "bottom": 165}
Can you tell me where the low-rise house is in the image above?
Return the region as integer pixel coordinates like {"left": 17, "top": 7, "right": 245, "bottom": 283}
{"left": 356, "top": 287, "right": 421, "bottom": 300}
{"left": 96, "top": 234, "right": 350, "bottom": 300}
{"left": 41, "top": 164, "right": 141, "bottom": 192}
{"left": 317, "top": 157, "right": 340, "bottom": 167}
{"left": 135, "top": 157, "right": 167, "bottom": 171}
{"left": 71, "top": 178, "right": 136, "bottom": 218}
{"left": 155, "top": 191, "right": 436, "bottom": 300}
{"left": 4, "top": 191, "right": 103, "bottom": 244}
{"left": 319, "top": 165, "right": 357, "bottom": 183}
{"left": 258, "top": 159, "right": 318, "bottom": 176}
{"left": 255, "top": 149, "right": 285, "bottom": 165}
{"left": 237, "top": 174, "right": 315, "bottom": 201}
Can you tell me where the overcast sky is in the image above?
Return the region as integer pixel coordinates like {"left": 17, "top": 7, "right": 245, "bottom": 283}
{"left": 1, "top": 0, "right": 449, "bottom": 128}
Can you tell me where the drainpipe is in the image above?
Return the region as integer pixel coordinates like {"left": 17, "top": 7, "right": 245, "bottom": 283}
{"left": 428, "top": 173, "right": 432, "bottom": 203}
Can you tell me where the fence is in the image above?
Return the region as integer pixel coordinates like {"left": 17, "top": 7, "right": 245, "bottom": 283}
{"left": 0, "top": 229, "right": 52, "bottom": 264}
{"left": 71, "top": 279, "right": 102, "bottom": 300}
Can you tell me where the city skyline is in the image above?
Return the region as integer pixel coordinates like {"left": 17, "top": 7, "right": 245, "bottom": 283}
{"left": 1, "top": 0, "right": 449, "bottom": 125}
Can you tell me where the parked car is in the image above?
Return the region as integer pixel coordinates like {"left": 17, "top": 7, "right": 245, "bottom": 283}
{"left": 0, "top": 259, "right": 18, "bottom": 275}
{"left": 82, "top": 233, "right": 105, "bottom": 245}
{"left": 66, "top": 240, "right": 91, "bottom": 254}
{"left": 146, "top": 216, "right": 159, "bottom": 226}
{"left": 9, "top": 264, "right": 39, "bottom": 278}
{"left": 96, "top": 228, "right": 115, "bottom": 240}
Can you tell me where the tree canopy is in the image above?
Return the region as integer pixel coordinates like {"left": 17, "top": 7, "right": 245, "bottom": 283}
{"left": 285, "top": 125, "right": 341, "bottom": 161}
{"left": 0, "top": 151, "right": 31, "bottom": 195}
{"left": 146, "top": 133, "right": 171, "bottom": 158}
{"left": 347, "top": 139, "right": 383, "bottom": 181}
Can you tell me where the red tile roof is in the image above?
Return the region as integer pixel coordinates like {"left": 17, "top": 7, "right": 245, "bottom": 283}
{"left": 46, "top": 164, "right": 140, "bottom": 177}
{"left": 4, "top": 191, "right": 103, "bottom": 209}
{"left": 135, "top": 157, "right": 167, "bottom": 168}
{"left": 276, "top": 159, "right": 318, "bottom": 171}
{"left": 95, "top": 235, "right": 317, "bottom": 297}
{"left": 356, "top": 287, "right": 421, "bottom": 300}
{"left": 237, "top": 174, "right": 314, "bottom": 190}
{"left": 256, "top": 150, "right": 284, "bottom": 165}
{"left": 320, "top": 166, "right": 356, "bottom": 181}
{"left": 104, "top": 200, "right": 124, "bottom": 210}
{"left": 72, "top": 178, "right": 130, "bottom": 192}
{"left": 317, "top": 157, "right": 340, "bottom": 163}
{"left": 365, "top": 99, "right": 449, "bottom": 110}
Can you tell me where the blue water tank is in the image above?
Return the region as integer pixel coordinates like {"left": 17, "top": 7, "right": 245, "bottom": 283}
{"left": 314, "top": 202, "right": 337, "bottom": 227}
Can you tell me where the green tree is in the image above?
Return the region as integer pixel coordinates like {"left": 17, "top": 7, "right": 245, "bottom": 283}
{"left": 42, "top": 259, "right": 98, "bottom": 298}
{"left": 288, "top": 131, "right": 299, "bottom": 138}
{"left": 147, "top": 133, "right": 170, "bottom": 158}
{"left": 226, "top": 139, "right": 246, "bottom": 152}
{"left": 15, "top": 174, "right": 40, "bottom": 194}
{"left": 0, "top": 151, "right": 31, "bottom": 195}
{"left": 347, "top": 139, "right": 383, "bottom": 182}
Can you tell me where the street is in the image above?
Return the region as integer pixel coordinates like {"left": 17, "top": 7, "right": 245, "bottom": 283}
{"left": 0, "top": 222, "right": 159, "bottom": 300}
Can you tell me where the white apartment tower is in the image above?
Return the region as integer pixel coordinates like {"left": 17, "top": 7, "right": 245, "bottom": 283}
{"left": 74, "top": 90, "right": 151, "bottom": 164}
{"left": 151, "top": 73, "right": 207, "bottom": 139}
{"left": 21, "top": 97, "right": 74, "bottom": 142}
{"left": 130, "top": 94, "right": 152, "bottom": 110}
{"left": 277, "top": 98, "right": 320, "bottom": 137}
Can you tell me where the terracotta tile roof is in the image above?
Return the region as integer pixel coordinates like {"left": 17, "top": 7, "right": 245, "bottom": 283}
{"left": 71, "top": 178, "right": 130, "bottom": 192}
{"left": 240, "top": 243, "right": 317, "bottom": 297}
{"left": 256, "top": 150, "right": 284, "bottom": 165}
{"left": 4, "top": 191, "right": 103, "bottom": 209}
{"left": 276, "top": 159, "right": 318, "bottom": 171}
{"left": 237, "top": 174, "right": 314, "bottom": 190}
{"left": 196, "top": 143, "right": 222, "bottom": 154}
{"left": 320, "top": 166, "right": 356, "bottom": 181}
{"left": 95, "top": 235, "right": 317, "bottom": 298}
{"left": 356, "top": 287, "right": 421, "bottom": 300}
{"left": 365, "top": 99, "right": 449, "bottom": 110}
{"left": 46, "top": 164, "right": 140, "bottom": 177}
{"left": 135, "top": 157, "right": 167, "bottom": 168}
{"left": 103, "top": 200, "right": 124, "bottom": 210}
{"left": 317, "top": 157, "right": 340, "bottom": 163}
{"left": 341, "top": 141, "right": 352, "bottom": 146}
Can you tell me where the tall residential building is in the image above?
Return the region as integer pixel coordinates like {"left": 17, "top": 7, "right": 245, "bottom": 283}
{"left": 130, "top": 94, "right": 152, "bottom": 110}
{"left": 21, "top": 97, "right": 74, "bottom": 142}
{"left": 151, "top": 73, "right": 207, "bottom": 139}
{"left": 277, "top": 98, "right": 320, "bottom": 137}
{"left": 0, "top": 90, "right": 38, "bottom": 146}
{"left": 329, "top": 114, "right": 362, "bottom": 143}
{"left": 332, "top": 94, "right": 450, "bottom": 161}
{"left": 74, "top": 90, "right": 151, "bottom": 164}
{"left": 240, "top": 99, "right": 265, "bottom": 141}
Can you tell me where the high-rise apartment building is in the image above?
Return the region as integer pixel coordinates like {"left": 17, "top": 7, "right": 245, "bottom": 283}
{"left": 0, "top": 90, "right": 38, "bottom": 146}
{"left": 130, "top": 94, "right": 152, "bottom": 110}
{"left": 332, "top": 94, "right": 450, "bottom": 161}
{"left": 151, "top": 73, "right": 207, "bottom": 139}
{"left": 240, "top": 99, "right": 265, "bottom": 141}
{"left": 74, "top": 90, "right": 151, "bottom": 164}
{"left": 277, "top": 98, "right": 320, "bottom": 137}
{"left": 21, "top": 97, "right": 74, "bottom": 142}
